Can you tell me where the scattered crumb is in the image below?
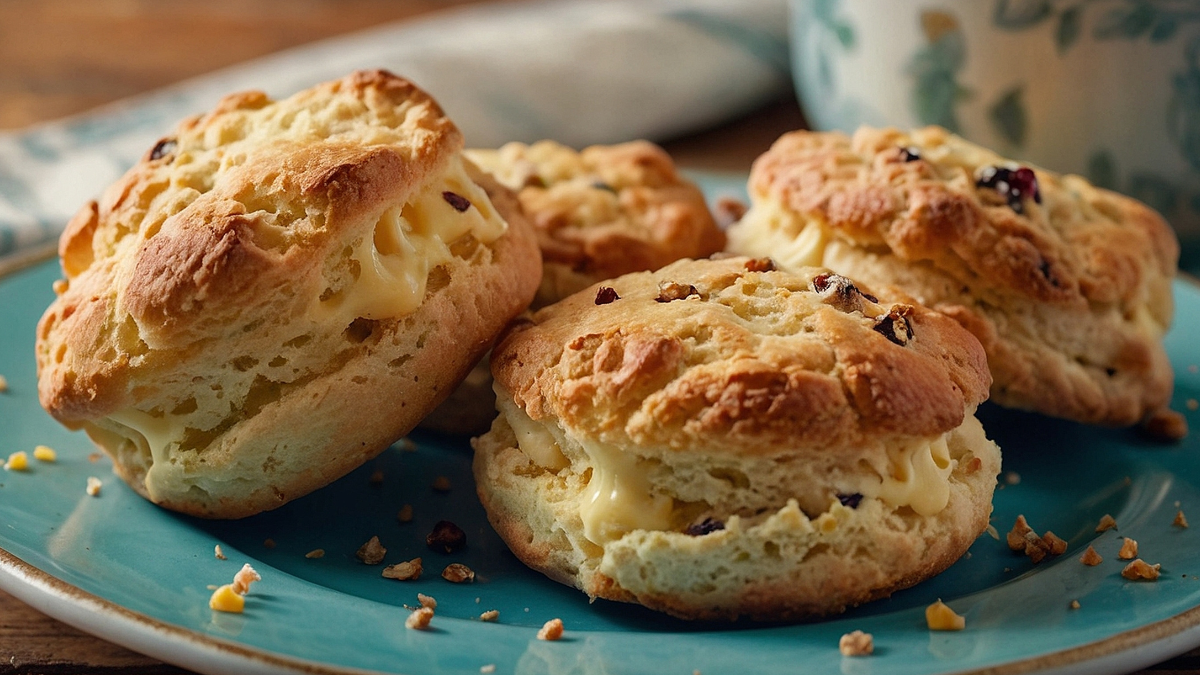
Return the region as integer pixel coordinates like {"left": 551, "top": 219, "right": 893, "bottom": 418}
{"left": 1140, "top": 408, "right": 1188, "bottom": 443}
{"left": 214, "top": 545, "right": 227, "bottom": 560}
{"left": 208, "top": 584, "right": 244, "bottom": 613}
{"left": 1006, "top": 515, "right": 1034, "bottom": 551}
{"left": 356, "top": 536, "right": 386, "bottom": 565}
{"left": 838, "top": 630, "right": 874, "bottom": 656}
{"left": 1080, "top": 545, "right": 1103, "bottom": 566}
{"left": 1118, "top": 537, "right": 1139, "bottom": 560}
{"left": 231, "top": 563, "right": 261, "bottom": 595}
{"left": 369, "top": 469, "right": 384, "bottom": 485}
{"left": 406, "top": 607, "right": 434, "bottom": 630}
{"left": 475, "top": 597, "right": 481, "bottom": 603}
{"left": 1006, "top": 515, "right": 1061, "bottom": 563}
{"left": 925, "top": 599, "right": 965, "bottom": 631}
{"left": 1121, "top": 558, "right": 1161, "bottom": 581}
{"left": 206, "top": 584, "right": 218, "bottom": 590}
{"left": 32, "top": 445, "right": 56, "bottom": 462}
{"left": 1175, "top": 510, "right": 1189, "bottom": 528}
{"left": 432, "top": 475, "right": 451, "bottom": 492}
{"left": 87, "top": 452, "right": 103, "bottom": 463}
{"left": 382, "top": 558, "right": 423, "bottom": 581}
{"left": 263, "top": 538, "right": 276, "bottom": 549}
{"left": 426, "top": 521, "right": 467, "bottom": 553}
{"left": 442, "top": 563, "right": 475, "bottom": 583}
{"left": 480, "top": 666, "right": 496, "bottom": 674}
{"left": 4, "top": 451, "right": 29, "bottom": 472}
{"left": 1003, "top": 471, "right": 1021, "bottom": 485}
{"left": 398, "top": 438, "right": 417, "bottom": 452}
{"left": 305, "top": 549, "right": 325, "bottom": 559}
{"left": 1043, "top": 531, "right": 1068, "bottom": 555}
{"left": 0, "top": 374, "right": 7, "bottom": 392}
{"left": 1096, "top": 514, "right": 1118, "bottom": 533}
{"left": 397, "top": 504, "right": 414, "bottom": 523}
{"left": 537, "top": 618, "right": 564, "bottom": 641}
{"left": 418, "top": 593, "right": 437, "bottom": 610}
{"left": 524, "top": 607, "right": 530, "bottom": 612}
{"left": 1069, "top": 600, "right": 1080, "bottom": 610}
{"left": 85, "top": 476, "right": 102, "bottom": 497}
{"left": 1188, "top": 399, "right": 1199, "bottom": 411}
{"left": 984, "top": 524, "right": 999, "bottom": 540}
{"left": 480, "top": 609, "right": 499, "bottom": 622}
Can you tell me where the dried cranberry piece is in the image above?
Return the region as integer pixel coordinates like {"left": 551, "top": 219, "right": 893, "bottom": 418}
{"left": 976, "top": 165, "right": 1041, "bottom": 214}
{"left": 442, "top": 191, "right": 471, "bottom": 212}
{"left": 685, "top": 517, "right": 725, "bottom": 536}
{"left": 149, "top": 138, "right": 176, "bottom": 161}
{"left": 812, "top": 273, "right": 868, "bottom": 313}
{"left": 837, "top": 493, "right": 863, "bottom": 509}
{"left": 594, "top": 286, "right": 620, "bottom": 305}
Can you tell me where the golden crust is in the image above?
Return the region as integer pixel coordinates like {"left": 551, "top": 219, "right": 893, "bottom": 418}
{"left": 731, "top": 126, "right": 1178, "bottom": 425}
{"left": 492, "top": 257, "right": 990, "bottom": 452}
{"left": 35, "top": 71, "right": 542, "bottom": 518}
{"left": 467, "top": 140, "right": 726, "bottom": 307}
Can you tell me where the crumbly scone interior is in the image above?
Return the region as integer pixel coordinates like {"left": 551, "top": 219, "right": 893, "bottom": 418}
{"left": 41, "top": 84, "right": 511, "bottom": 503}
{"left": 726, "top": 127, "right": 1175, "bottom": 421}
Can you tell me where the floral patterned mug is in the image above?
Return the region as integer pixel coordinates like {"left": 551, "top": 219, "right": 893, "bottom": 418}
{"left": 791, "top": 0, "right": 1200, "bottom": 268}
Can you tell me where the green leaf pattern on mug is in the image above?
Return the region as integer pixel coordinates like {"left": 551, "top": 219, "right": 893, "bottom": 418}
{"left": 812, "top": 0, "right": 856, "bottom": 90}
{"left": 1087, "top": 149, "right": 1184, "bottom": 219}
{"left": 988, "top": 86, "right": 1028, "bottom": 146}
{"left": 908, "top": 10, "right": 971, "bottom": 132}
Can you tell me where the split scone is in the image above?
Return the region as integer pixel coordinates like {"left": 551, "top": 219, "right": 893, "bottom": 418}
{"left": 727, "top": 126, "right": 1178, "bottom": 426}
{"left": 421, "top": 139, "right": 726, "bottom": 434}
{"left": 35, "top": 70, "right": 541, "bottom": 518}
{"left": 473, "top": 256, "right": 1000, "bottom": 621}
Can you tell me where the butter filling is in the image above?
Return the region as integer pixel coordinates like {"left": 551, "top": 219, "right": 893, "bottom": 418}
{"left": 312, "top": 155, "right": 508, "bottom": 323}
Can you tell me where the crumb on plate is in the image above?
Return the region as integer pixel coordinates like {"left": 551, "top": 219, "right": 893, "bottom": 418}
{"left": 925, "top": 599, "right": 965, "bottom": 631}
{"left": 537, "top": 618, "right": 564, "bottom": 641}
{"left": 838, "top": 630, "right": 874, "bottom": 656}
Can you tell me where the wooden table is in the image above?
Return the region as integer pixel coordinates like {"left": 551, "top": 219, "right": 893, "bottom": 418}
{"left": 0, "top": 2, "right": 1197, "bottom": 674}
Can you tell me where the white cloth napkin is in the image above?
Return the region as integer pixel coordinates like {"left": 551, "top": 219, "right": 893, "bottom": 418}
{"left": 0, "top": 0, "right": 789, "bottom": 263}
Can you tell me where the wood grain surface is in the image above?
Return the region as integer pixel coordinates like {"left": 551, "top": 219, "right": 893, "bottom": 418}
{"left": 0, "top": 2, "right": 1196, "bottom": 674}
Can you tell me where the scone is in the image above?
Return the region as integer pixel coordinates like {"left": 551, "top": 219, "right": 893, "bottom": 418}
{"left": 727, "top": 126, "right": 1178, "bottom": 426}
{"left": 466, "top": 139, "right": 726, "bottom": 308}
{"left": 421, "top": 139, "right": 726, "bottom": 434}
{"left": 35, "top": 70, "right": 541, "bottom": 518}
{"left": 473, "top": 256, "right": 1000, "bottom": 621}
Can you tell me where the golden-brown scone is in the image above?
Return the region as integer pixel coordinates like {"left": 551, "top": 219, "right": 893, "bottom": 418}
{"left": 35, "top": 70, "right": 541, "bottom": 518}
{"left": 473, "top": 257, "right": 1000, "bottom": 621}
{"left": 727, "top": 126, "right": 1178, "bottom": 426}
{"left": 421, "top": 139, "right": 727, "bottom": 436}
{"left": 466, "top": 139, "right": 726, "bottom": 308}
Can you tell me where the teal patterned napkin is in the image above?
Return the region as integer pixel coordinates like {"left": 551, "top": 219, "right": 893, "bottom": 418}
{"left": 0, "top": 0, "right": 789, "bottom": 262}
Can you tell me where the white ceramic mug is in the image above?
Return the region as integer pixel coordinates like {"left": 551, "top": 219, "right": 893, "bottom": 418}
{"left": 790, "top": 0, "right": 1200, "bottom": 267}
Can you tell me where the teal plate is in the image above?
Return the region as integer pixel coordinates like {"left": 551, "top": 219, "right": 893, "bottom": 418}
{"left": 3, "top": 182, "right": 1200, "bottom": 674}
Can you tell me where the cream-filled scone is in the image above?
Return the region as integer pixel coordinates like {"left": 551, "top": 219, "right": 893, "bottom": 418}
{"left": 421, "top": 139, "right": 726, "bottom": 435}
{"left": 473, "top": 256, "right": 999, "bottom": 621}
{"left": 35, "top": 70, "right": 541, "bottom": 518}
{"left": 727, "top": 126, "right": 1178, "bottom": 426}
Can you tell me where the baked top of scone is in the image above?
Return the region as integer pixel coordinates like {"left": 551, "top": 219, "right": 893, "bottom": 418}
{"left": 493, "top": 255, "right": 991, "bottom": 456}
{"left": 728, "top": 126, "right": 1178, "bottom": 425}
{"left": 476, "top": 256, "right": 999, "bottom": 620}
{"left": 35, "top": 70, "right": 541, "bottom": 517}
{"left": 466, "top": 140, "right": 726, "bottom": 306}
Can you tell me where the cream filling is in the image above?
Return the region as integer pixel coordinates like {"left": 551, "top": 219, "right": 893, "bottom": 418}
{"left": 502, "top": 396, "right": 978, "bottom": 545}
{"left": 726, "top": 201, "right": 829, "bottom": 271}
{"left": 105, "top": 409, "right": 189, "bottom": 500}
{"left": 312, "top": 155, "right": 508, "bottom": 323}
